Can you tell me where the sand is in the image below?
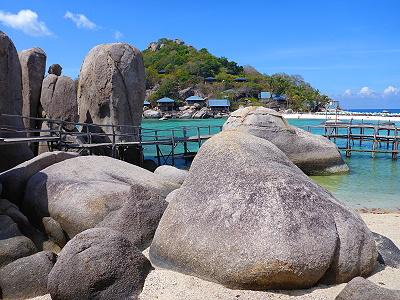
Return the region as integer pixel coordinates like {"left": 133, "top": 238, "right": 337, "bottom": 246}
{"left": 28, "top": 213, "right": 400, "bottom": 300}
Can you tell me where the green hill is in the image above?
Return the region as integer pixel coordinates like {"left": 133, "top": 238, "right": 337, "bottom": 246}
{"left": 143, "top": 39, "right": 331, "bottom": 111}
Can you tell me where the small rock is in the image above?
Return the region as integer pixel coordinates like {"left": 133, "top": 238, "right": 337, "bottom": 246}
{"left": 48, "top": 228, "right": 152, "bottom": 300}
{"left": 0, "top": 251, "right": 56, "bottom": 299}
{"left": 48, "top": 64, "right": 62, "bottom": 76}
{"left": 154, "top": 165, "right": 189, "bottom": 186}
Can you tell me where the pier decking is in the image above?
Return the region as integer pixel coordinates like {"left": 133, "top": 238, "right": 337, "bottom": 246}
{"left": 0, "top": 114, "right": 223, "bottom": 166}
{"left": 305, "top": 121, "right": 400, "bottom": 160}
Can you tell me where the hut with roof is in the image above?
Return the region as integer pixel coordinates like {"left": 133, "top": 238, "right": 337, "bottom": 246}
{"left": 185, "top": 95, "right": 205, "bottom": 106}
{"left": 143, "top": 100, "right": 151, "bottom": 108}
{"left": 207, "top": 99, "right": 231, "bottom": 112}
{"left": 157, "top": 97, "right": 175, "bottom": 111}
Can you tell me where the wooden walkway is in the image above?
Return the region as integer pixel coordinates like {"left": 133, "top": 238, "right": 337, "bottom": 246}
{"left": 0, "top": 114, "right": 223, "bottom": 166}
{"left": 304, "top": 121, "right": 400, "bottom": 160}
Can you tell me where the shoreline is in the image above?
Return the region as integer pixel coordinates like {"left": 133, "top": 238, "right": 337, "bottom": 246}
{"left": 283, "top": 112, "right": 400, "bottom": 122}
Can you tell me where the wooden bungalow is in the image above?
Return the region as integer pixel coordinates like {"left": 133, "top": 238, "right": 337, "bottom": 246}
{"left": 207, "top": 99, "right": 231, "bottom": 112}
{"left": 185, "top": 95, "right": 205, "bottom": 106}
{"left": 157, "top": 97, "right": 175, "bottom": 111}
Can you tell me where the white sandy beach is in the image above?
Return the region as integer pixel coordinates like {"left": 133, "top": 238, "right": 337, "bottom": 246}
{"left": 27, "top": 213, "right": 400, "bottom": 300}
{"left": 283, "top": 113, "right": 400, "bottom": 122}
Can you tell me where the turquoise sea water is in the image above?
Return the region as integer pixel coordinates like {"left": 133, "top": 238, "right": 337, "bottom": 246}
{"left": 142, "top": 118, "right": 400, "bottom": 210}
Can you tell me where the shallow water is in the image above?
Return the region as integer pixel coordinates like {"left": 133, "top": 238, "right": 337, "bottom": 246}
{"left": 142, "top": 118, "right": 400, "bottom": 210}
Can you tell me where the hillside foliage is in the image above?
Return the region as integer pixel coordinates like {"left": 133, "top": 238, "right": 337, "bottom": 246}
{"left": 143, "top": 39, "right": 331, "bottom": 111}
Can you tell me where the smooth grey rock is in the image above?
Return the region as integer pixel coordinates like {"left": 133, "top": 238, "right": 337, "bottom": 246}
{"left": 0, "top": 215, "right": 37, "bottom": 268}
{"left": 0, "top": 31, "right": 34, "bottom": 172}
{"left": 150, "top": 130, "right": 377, "bottom": 290}
{"left": 0, "top": 251, "right": 56, "bottom": 299}
{"left": 47, "top": 64, "right": 62, "bottom": 76}
{"left": 23, "top": 156, "right": 178, "bottom": 249}
{"left": 19, "top": 48, "right": 47, "bottom": 132}
{"left": 223, "top": 107, "right": 349, "bottom": 175}
{"left": 42, "top": 217, "right": 67, "bottom": 248}
{"left": 40, "top": 74, "right": 78, "bottom": 122}
{"left": 143, "top": 109, "right": 162, "bottom": 119}
{"left": 0, "top": 151, "right": 79, "bottom": 206}
{"left": 48, "top": 228, "right": 152, "bottom": 300}
{"left": 335, "top": 277, "right": 400, "bottom": 300}
{"left": 77, "top": 43, "right": 145, "bottom": 142}
{"left": 373, "top": 232, "right": 400, "bottom": 268}
{"left": 154, "top": 165, "right": 189, "bottom": 186}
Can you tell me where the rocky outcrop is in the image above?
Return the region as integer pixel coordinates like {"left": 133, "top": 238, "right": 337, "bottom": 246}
{"left": 0, "top": 31, "right": 34, "bottom": 171}
{"left": 40, "top": 74, "right": 78, "bottom": 122}
{"left": 77, "top": 43, "right": 145, "bottom": 142}
{"left": 47, "top": 64, "right": 62, "bottom": 76}
{"left": 154, "top": 165, "right": 189, "bottom": 186}
{"left": 223, "top": 107, "right": 349, "bottom": 175}
{"left": 143, "top": 109, "right": 162, "bottom": 119}
{"left": 335, "top": 277, "right": 400, "bottom": 300}
{"left": 150, "top": 130, "right": 377, "bottom": 290}
{"left": 19, "top": 48, "right": 47, "bottom": 134}
{"left": 373, "top": 232, "right": 400, "bottom": 268}
{"left": 0, "top": 214, "right": 37, "bottom": 268}
{"left": 48, "top": 228, "right": 152, "bottom": 300}
{"left": 23, "top": 156, "right": 177, "bottom": 249}
{"left": 0, "top": 151, "right": 79, "bottom": 206}
{"left": 0, "top": 251, "right": 56, "bottom": 299}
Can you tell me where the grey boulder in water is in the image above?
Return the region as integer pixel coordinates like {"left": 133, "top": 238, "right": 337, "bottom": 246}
{"left": 150, "top": 130, "right": 377, "bottom": 290}
{"left": 223, "top": 106, "right": 349, "bottom": 175}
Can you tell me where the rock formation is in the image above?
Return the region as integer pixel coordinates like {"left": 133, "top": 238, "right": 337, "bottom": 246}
{"left": 150, "top": 130, "right": 377, "bottom": 290}
{"left": 19, "top": 48, "right": 46, "bottom": 138}
{"left": 40, "top": 74, "right": 78, "bottom": 122}
{"left": 47, "top": 228, "right": 152, "bottom": 300}
{"left": 0, "top": 31, "right": 34, "bottom": 171}
{"left": 77, "top": 43, "right": 145, "bottom": 141}
{"left": 23, "top": 156, "right": 178, "bottom": 249}
{"left": 223, "top": 106, "right": 349, "bottom": 175}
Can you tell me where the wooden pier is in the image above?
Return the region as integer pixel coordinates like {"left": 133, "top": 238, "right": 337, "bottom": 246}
{"left": 305, "top": 121, "right": 400, "bottom": 160}
{"left": 0, "top": 114, "right": 223, "bottom": 166}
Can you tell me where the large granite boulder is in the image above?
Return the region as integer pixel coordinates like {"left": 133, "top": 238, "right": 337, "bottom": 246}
{"left": 223, "top": 107, "right": 349, "bottom": 175}
{"left": 335, "top": 277, "right": 400, "bottom": 300}
{"left": 0, "top": 151, "right": 79, "bottom": 206}
{"left": 0, "top": 214, "right": 37, "bottom": 268}
{"left": 48, "top": 228, "right": 152, "bottom": 300}
{"left": 19, "top": 48, "right": 47, "bottom": 133}
{"left": 0, "top": 251, "right": 56, "bottom": 299}
{"left": 77, "top": 43, "right": 145, "bottom": 142}
{"left": 154, "top": 165, "right": 189, "bottom": 186}
{"left": 23, "top": 156, "right": 177, "bottom": 249}
{"left": 373, "top": 232, "right": 400, "bottom": 268}
{"left": 40, "top": 74, "right": 78, "bottom": 122}
{"left": 150, "top": 130, "right": 377, "bottom": 290}
{"left": 0, "top": 31, "right": 34, "bottom": 171}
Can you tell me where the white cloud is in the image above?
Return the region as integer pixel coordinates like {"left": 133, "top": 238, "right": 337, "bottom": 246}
{"left": 358, "top": 86, "right": 375, "bottom": 96}
{"left": 344, "top": 89, "right": 352, "bottom": 96}
{"left": 0, "top": 9, "right": 52, "bottom": 36}
{"left": 383, "top": 85, "right": 399, "bottom": 96}
{"left": 113, "top": 30, "right": 123, "bottom": 40}
{"left": 64, "top": 11, "right": 97, "bottom": 30}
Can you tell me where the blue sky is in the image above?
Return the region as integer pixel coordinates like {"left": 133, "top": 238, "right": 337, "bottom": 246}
{"left": 1, "top": 0, "right": 399, "bottom": 109}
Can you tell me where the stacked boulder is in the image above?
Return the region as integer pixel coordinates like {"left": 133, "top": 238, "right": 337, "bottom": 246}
{"left": 0, "top": 31, "right": 34, "bottom": 171}
{"left": 77, "top": 43, "right": 146, "bottom": 162}
{"left": 223, "top": 106, "right": 349, "bottom": 175}
{"left": 19, "top": 48, "right": 47, "bottom": 142}
{"left": 150, "top": 130, "right": 377, "bottom": 290}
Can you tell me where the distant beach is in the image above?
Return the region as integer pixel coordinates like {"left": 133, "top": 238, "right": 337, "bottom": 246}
{"left": 284, "top": 111, "right": 400, "bottom": 122}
